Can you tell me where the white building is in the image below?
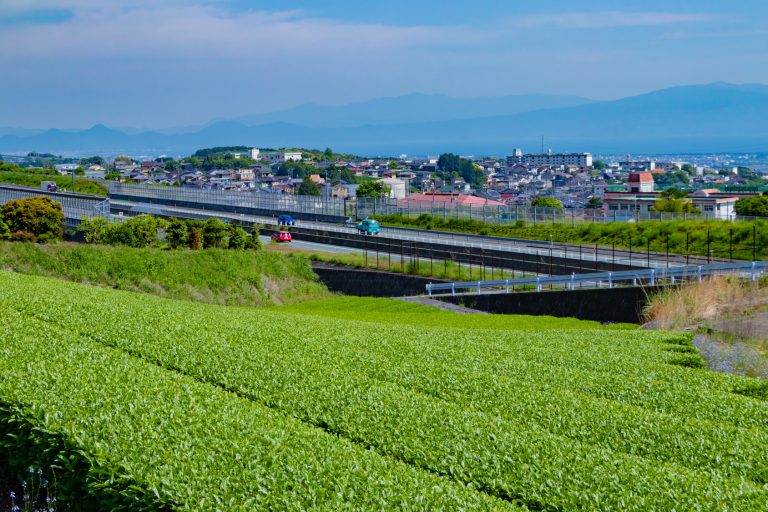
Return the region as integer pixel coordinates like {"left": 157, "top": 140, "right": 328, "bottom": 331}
{"left": 260, "top": 151, "right": 302, "bottom": 163}
{"left": 520, "top": 151, "right": 593, "bottom": 167}
{"left": 249, "top": 148, "right": 260, "bottom": 160}
{"left": 380, "top": 177, "right": 407, "bottom": 199}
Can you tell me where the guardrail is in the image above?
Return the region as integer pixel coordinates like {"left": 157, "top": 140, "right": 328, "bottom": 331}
{"left": 425, "top": 261, "right": 768, "bottom": 296}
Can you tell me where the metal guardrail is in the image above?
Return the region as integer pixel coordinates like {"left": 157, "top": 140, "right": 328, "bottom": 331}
{"left": 425, "top": 261, "right": 768, "bottom": 296}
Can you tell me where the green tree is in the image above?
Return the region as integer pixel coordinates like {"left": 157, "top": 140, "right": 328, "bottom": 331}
{"left": 0, "top": 212, "right": 9, "bottom": 240}
{"left": 592, "top": 160, "right": 606, "bottom": 170}
{"left": 437, "top": 153, "right": 486, "bottom": 189}
{"left": 651, "top": 198, "right": 700, "bottom": 214}
{"left": 681, "top": 163, "right": 695, "bottom": 174}
{"left": 356, "top": 180, "right": 390, "bottom": 198}
{"left": 388, "top": 161, "right": 398, "bottom": 169}
{"left": 78, "top": 217, "right": 109, "bottom": 243}
{"left": 1, "top": 196, "right": 64, "bottom": 242}
{"left": 660, "top": 188, "right": 688, "bottom": 199}
{"left": 322, "top": 147, "right": 334, "bottom": 161}
{"left": 297, "top": 176, "right": 321, "bottom": 196}
{"left": 188, "top": 227, "right": 202, "bottom": 250}
{"left": 585, "top": 196, "right": 603, "bottom": 209}
{"left": 734, "top": 195, "right": 768, "bottom": 217}
{"left": 227, "top": 226, "right": 248, "bottom": 250}
{"left": 202, "top": 218, "right": 227, "bottom": 248}
{"left": 244, "top": 228, "right": 263, "bottom": 250}
{"left": 531, "top": 197, "right": 563, "bottom": 209}
{"left": 166, "top": 217, "right": 188, "bottom": 249}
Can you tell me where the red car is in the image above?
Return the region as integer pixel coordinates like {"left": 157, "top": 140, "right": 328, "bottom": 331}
{"left": 271, "top": 230, "right": 292, "bottom": 243}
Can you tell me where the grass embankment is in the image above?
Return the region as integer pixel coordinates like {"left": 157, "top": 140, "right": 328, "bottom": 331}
{"left": 0, "top": 171, "right": 108, "bottom": 195}
{"left": 645, "top": 276, "right": 768, "bottom": 330}
{"left": 0, "top": 241, "right": 329, "bottom": 305}
{"left": 376, "top": 213, "right": 768, "bottom": 260}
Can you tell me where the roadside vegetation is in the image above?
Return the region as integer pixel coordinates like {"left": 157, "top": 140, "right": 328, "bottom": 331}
{"left": 1, "top": 271, "right": 767, "bottom": 509}
{"left": 0, "top": 242, "right": 329, "bottom": 306}
{"left": 0, "top": 161, "right": 108, "bottom": 195}
{"left": 375, "top": 213, "right": 768, "bottom": 260}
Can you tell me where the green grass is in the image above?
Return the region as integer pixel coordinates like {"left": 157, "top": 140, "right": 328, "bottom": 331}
{"left": 0, "top": 171, "right": 108, "bottom": 195}
{"left": 275, "top": 296, "right": 636, "bottom": 330}
{"left": 0, "top": 241, "right": 330, "bottom": 305}
{"left": 2, "top": 272, "right": 768, "bottom": 509}
{"left": 376, "top": 213, "right": 768, "bottom": 260}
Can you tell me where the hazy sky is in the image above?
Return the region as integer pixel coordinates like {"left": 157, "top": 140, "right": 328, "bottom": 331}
{"left": 2, "top": 0, "right": 767, "bottom": 129}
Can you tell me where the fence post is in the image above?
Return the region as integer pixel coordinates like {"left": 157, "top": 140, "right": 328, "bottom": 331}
{"left": 536, "top": 277, "right": 541, "bottom": 292}
{"left": 505, "top": 279, "right": 510, "bottom": 293}
{"left": 477, "top": 281, "right": 481, "bottom": 294}
{"left": 697, "top": 265, "right": 703, "bottom": 283}
{"left": 608, "top": 272, "right": 613, "bottom": 288}
{"left": 569, "top": 272, "right": 575, "bottom": 290}
{"left": 650, "top": 269, "right": 656, "bottom": 286}
{"left": 427, "top": 283, "right": 432, "bottom": 296}
{"left": 752, "top": 261, "right": 757, "bottom": 282}
{"left": 451, "top": 283, "right": 456, "bottom": 296}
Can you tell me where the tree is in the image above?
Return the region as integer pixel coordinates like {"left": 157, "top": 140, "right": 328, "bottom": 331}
{"left": 297, "top": 176, "right": 321, "bottom": 196}
{"left": 651, "top": 198, "right": 700, "bottom": 214}
{"left": 0, "top": 212, "right": 9, "bottom": 240}
{"left": 660, "top": 188, "right": 688, "bottom": 199}
{"left": 388, "top": 161, "right": 398, "bottom": 169}
{"left": 322, "top": 147, "right": 334, "bottom": 161}
{"left": 78, "top": 216, "right": 109, "bottom": 244}
{"left": 437, "top": 153, "right": 486, "bottom": 189}
{"left": 1, "top": 196, "right": 64, "bottom": 242}
{"left": 681, "top": 163, "right": 695, "bottom": 174}
{"left": 166, "top": 217, "right": 188, "bottom": 249}
{"left": 356, "top": 180, "right": 390, "bottom": 198}
{"left": 202, "top": 218, "right": 227, "bottom": 248}
{"left": 734, "top": 195, "right": 768, "bottom": 217}
{"left": 227, "top": 226, "right": 248, "bottom": 250}
{"left": 244, "top": 228, "right": 263, "bottom": 250}
{"left": 585, "top": 196, "right": 603, "bottom": 209}
{"left": 531, "top": 197, "right": 563, "bottom": 209}
{"left": 188, "top": 227, "right": 202, "bottom": 250}
{"left": 592, "top": 160, "right": 606, "bottom": 170}
{"left": 98, "top": 215, "right": 166, "bottom": 248}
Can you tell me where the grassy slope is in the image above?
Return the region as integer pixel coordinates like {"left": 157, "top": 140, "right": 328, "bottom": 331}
{"left": 0, "top": 241, "right": 330, "bottom": 305}
{"left": 0, "top": 171, "right": 108, "bottom": 195}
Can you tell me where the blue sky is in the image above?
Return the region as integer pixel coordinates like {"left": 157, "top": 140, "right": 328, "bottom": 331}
{"left": 1, "top": 0, "right": 767, "bottom": 129}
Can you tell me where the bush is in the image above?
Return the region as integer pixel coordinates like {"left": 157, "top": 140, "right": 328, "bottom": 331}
{"left": 1, "top": 196, "right": 64, "bottom": 242}
{"left": 0, "top": 213, "right": 9, "bottom": 241}
{"left": 9, "top": 231, "right": 37, "bottom": 243}
{"left": 188, "top": 227, "right": 202, "bottom": 250}
{"left": 165, "top": 218, "right": 188, "bottom": 249}
{"left": 202, "top": 218, "right": 227, "bottom": 249}
{"left": 227, "top": 226, "right": 247, "bottom": 250}
{"left": 244, "top": 228, "right": 263, "bottom": 251}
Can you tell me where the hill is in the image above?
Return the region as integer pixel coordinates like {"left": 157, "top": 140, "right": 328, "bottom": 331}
{"left": 2, "top": 83, "right": 768, "bottom": 155}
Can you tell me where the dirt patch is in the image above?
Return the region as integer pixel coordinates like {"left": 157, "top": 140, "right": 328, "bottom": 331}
{"left": 397, "top": 296, "right": 489, "bottom": 314}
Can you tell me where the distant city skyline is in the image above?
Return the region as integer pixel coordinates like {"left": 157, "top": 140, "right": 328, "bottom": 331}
{"left": 2, "top": 0, "right": 768, "bottom": 129}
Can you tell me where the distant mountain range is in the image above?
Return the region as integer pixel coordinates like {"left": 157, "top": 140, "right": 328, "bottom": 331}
{"left": 2, "top": 83, "right": 768, "bottom": 156}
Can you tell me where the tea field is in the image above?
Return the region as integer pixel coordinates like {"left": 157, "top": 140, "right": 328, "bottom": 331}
{"left": 0, "top": 270, "right": 767, "bottom": 510}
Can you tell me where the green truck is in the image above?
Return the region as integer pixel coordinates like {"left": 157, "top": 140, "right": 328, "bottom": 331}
{"left": 356, "top": 218, "right": 380, "bottom": 235}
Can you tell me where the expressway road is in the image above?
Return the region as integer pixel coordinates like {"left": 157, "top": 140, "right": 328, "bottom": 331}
{"left": 111, "top": 199, "right": 719, "bottom": 269}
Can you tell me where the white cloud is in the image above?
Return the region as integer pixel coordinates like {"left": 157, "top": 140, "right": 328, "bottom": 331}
{"left": 514, "top": 11, "right": 721, "bottom": 30}
{"left": 0, "top": 2, "right": 481, "bottom": 60}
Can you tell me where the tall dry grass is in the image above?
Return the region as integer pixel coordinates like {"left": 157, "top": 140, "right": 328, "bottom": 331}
{"left": 644, "top": 276, "right": 767, "bottom": 330}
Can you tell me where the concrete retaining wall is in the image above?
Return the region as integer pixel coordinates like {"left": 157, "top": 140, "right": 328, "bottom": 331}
{"left": 436, "top": 286, "right": 665, "bottom": 324}
{"left": 311, "top": 264, "right": 448, "bottom": 297}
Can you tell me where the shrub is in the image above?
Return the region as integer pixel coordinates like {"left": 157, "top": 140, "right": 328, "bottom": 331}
{"left": 1, "top": 196, "right": 64, "bottom": 242}
{"left": 202, "top": 218, "right": 227, "bottom": 249}
{"left": 227, "top": 226, "right": 247, "bottom": 250}
{"left": 165, "top": 217, "right": 188, "bottom": 249}
{"left": 9, "top": 230, "right": 37, "bottom": 243}
{"left": 188, "top": 227, "right": 202, "bottom": 250}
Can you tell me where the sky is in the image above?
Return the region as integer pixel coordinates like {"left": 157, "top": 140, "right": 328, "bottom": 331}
{"left": 1, "top": 0, "right": 768, "bottom": 129}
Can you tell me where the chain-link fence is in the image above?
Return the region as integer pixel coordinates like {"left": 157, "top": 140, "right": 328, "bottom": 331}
{"left": 354, "top": 197, "right": 762, "bottom": 225}
{"left": 109, "top": 183, "right": 346, "bottom": 220}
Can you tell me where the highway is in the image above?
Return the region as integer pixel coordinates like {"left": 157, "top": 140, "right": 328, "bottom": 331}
{"left": 0, "top": 184, "right": 734, "bottom": 271}
{"left": 110, "top": 199, "right": 716, "bottom": 270}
